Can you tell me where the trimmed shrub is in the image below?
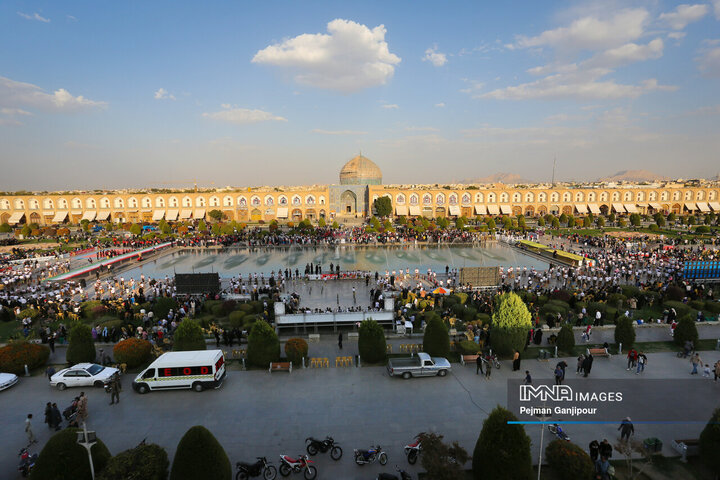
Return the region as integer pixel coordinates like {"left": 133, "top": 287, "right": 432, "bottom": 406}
{"left": 66, "top": 324, "right": 97, "bottom": 364}
{"left": 219, "top": 300, "right": 236, "bottom": 316}
{"left": 18, "top": 307, "right": 41, "bottom": 320}
{"left": 0, "top": 341, "right": 50, "bottom": 374}
{"left": 555, "top": 324, "right": 575, "bottom": 355}
{"left": 673, "top": 315, "right": 699, "bottom": 347}
{"left": 98, "top": 316, "right": 123, "bottom": 329}
{"left": 614, "top": 316, "right": 636, "bottom": 348}
{"left": 699, "top": 407, "right": 720, "bottom": 474}
{"left": 247, "top": 320, "right": 280, "bottom": 367}
{"left": 358, "top": 318, "right": 387, "bottom": 364}
{"left": 458, "top": 340, "right": 482, "bottom": 355}
{"left": 228, "top": 310, "right": 246, "bottom": 329}
{"left": 423, "top": 316, "right": 450, "bottom": 357}
{"left": 31, "top": 428, "right": 111, "bottom": 480}
{"left": 113, "top": 338, "right": 152, "bottom": 369}
{"left": 689, "top": 299, "right": 705, "bottom": 311}
{"left": 169, "top": 426, "right": 231, "bottom": 480}
{"left": 173, "top": 321, "right": 207, "bottom": 351}
{"left": 472, "top": 406, "right": 532, "bottom": 480}
{"left": 284, "top": 337, "right": 308, "bottom": 365}
{"left": 664, "top": 286, "right": 685, "bottom": 301}
{"left": 0, "top": 306, "right": 14, "bottom": 322}
{"left": 545, "top": 440, "right": 594, "bottom": 480}
{"left": 704, "top": 301, "right": 720, "bottom": 315}
{"left": 79, "top": 300, "right": 104, "bottom": 319}
{"left": 490, "top": 293, "right": 532, "bottom": 356}
{"left": 237, "top": 303, "right": 253, "bottom": 313}
{"left": 98, "top": 443, "right": 169, "bottom": 480}
{"left": 152, "top": 296, "right": 177, "bottom": 321}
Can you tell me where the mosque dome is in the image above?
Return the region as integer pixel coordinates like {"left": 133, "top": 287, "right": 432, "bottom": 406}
{"left": 339, "top": 154, "right": 382, "bottom": 185}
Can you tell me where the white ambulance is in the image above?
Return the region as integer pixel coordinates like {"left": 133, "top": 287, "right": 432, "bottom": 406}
{"left": 132, "top": 350, "right": 226, "bottom": 394}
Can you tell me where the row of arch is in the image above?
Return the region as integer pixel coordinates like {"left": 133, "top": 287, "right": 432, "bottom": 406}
{"left": 384, "top": 189, "right": 719, "bottom": 206}
{"left": 0, "top": 194, "right": 328, "bottom": 211}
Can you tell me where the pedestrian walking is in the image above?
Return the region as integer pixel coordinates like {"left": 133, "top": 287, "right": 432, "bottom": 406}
{"left": 338, "top": 332, "right": 343, "bottom": 350}
{"left": 109, "top": 373, "right": 121, "bottom": 405}
{"left": 512, "top": 350, "right": 521, "bottom": 371}
{"left": 50, "top": 403, "right": 62, "bottom": 431}
{"left": 636, "top": 352, "right": 646, "bottom": 374}
{"left": 475, "top": 354, "right": 483, "bottom": 375}
{"left": 554, "top": 365, "right": 564, "bottom": 385}
{"left": 556, "top": 360, "right": 567, "bottom": 380}
{"left": 714, "top": 360, "right": 720, "bottom": 382}
{"left": 626, "top": 348, "right": 638, "bottom": 370}
{"left": 48, "top": 334, "right": 55, "bottom": 354}
{"left": 45, "top": 366, "right": 56, "bottom": 381}
{"left": 524, "top": 370, "right": 532, "bottom": 385}
{"left": 618, "top": 417, "right": 634, "bottom": 441}
{"left": 691, "top": 353, "right": 702, "bottom": 375}
{"left": 582, "top": 353, "right": 594, "bottom": 377}
{"left": 703, "top": 364, "right": 711, "bottom": 378}
{"left": 44, "top": 402, "right": 52, "bottom": 429}
{"left": 483, "top": 357, "right": 492, "bottom": 379}
{"left": 589, "top": 440, "right": 600, "bottom": 462}
{"left": 77, "top": 392, "right": 88, "bottom": 423}
{"left": 576, "top": 354, "right": 585, "bottom": 374}
{"left": 25, "top": 414, "right": 37, "bottom": 445}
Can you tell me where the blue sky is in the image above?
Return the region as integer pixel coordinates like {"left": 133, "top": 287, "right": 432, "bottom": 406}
{"left": 1, "top": 0, "right": 719, "bottom": 190}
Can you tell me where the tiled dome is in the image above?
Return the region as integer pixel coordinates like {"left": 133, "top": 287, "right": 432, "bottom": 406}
{"left": 339, "top": 155, "right": 382, "bottom": 185}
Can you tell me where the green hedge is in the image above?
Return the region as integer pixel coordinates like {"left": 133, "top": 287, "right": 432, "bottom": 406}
{"left": 473, "top": 406, "right": 532, "bottom": 480}
{"left": 284, "top": 337, "right": 308, "bottom": 365}
{"left": 673, "top": 315, "right": 699, "bottom": 346}
{"left": 228, "top": 311, "right": 246, "bottom": 329}
{"left": 0, "top": 341, "right": 50, "bottom": 374}
{"left": 66, "top": 324, "right": 97, "bottom": 364}
{"left": 98, "top": 443, "right": 169, "bottom": 480}
{"left": 555, "top": 324, "right": 575, "bottom": 355}
{"left": 545, "top": 440, "right": 594, "bottom": 480}
{"left": 31, "top": 428, "right": 111, "bottom": 480}
{"left": 699, "top": 407, "right": 720, "bottom": 474}
{"left": 247, "top": 320, "right": 280, "bottom": 367}
{"left": 169, "top": 426, "right": 231, "bottom": 480}
{"left": 173, "top": 321, "right": 206, "bottom": 351}
{"left": 358, "top": 318, "right": 387, "bottom": 364}
{"left": 113, "top": 338, "right": 153, "bottom": 369}
{"left": 614, "top": 316, "right": 636, "bottom": 348}
{"left": 457, "top": 340, "right": 482, "bottom": 355}
{"left": 423, "top": 316, "right": 450, "bottom": 357}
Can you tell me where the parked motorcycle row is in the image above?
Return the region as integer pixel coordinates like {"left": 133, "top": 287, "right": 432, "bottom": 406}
{"left": 234, "top": 435, "right": 417, "bottom": 480}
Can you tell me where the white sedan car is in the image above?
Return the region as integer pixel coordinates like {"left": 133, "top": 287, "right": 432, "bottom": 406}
{"left": 50, "top": 363, "right": 120, "bottom": 390}
{"left": 0, "top": 372, "right": 19, "bottom": 391}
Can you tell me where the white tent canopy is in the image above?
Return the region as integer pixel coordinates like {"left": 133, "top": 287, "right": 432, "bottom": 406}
{"left": 81, "top": 211, "right": 96, "bottom": 221}
{"left": 499, "top": 205, "right": 512, "bottom": 215}
{"left": 276, "top": 207, "right": 289, "bottom": 218}
{"left": 587, "top": 204, "right": 601, "bottom": 214}
{"left": 487, "top": 205, "right": 500, "bottom": 215}
{"left": 97, "top": 211, "right": 111, "bottom": 221}
{"left": 624, "top": 204, "right": 638, "bottom": 213}
{"left": 448, "top": 205, "right": 461, "bottom": 216}
{"left": 575, "top": 204, "right": 588, "bottom": 214}
{"left": 165, "top": 209, "right": 179, "bottom": 221}
{"left": 474, "top": 205, "right": 487, "bottom": 215}
{"left": 152, "top": 210, "right": 165, "bottom": 221}
{"left": 52, "top": 211, "right": 68, "bottom": 223}
{"left": 8, "top": 212, "right": 25, "bottom": 224}
{"left": 179, "top": 209, "right": 192, "bottom": 219}
{"left": 395, "top": 206, "right": 408, "bottom": 216}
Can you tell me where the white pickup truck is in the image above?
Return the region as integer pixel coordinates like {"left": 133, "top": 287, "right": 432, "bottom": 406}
{"left": 386, "top": 352, "right": 452, "bottom": 379}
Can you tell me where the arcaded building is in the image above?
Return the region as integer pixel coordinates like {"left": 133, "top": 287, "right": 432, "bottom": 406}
{"left": 1, "top": 154, "right": 719, "bottom": 226}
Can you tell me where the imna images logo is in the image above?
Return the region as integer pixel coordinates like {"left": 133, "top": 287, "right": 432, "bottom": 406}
{"left": 520, "top": 385, "right": 573, "bottom": 402}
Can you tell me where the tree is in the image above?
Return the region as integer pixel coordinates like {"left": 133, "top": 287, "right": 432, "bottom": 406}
{"left": 455, "top": 216, "right": 466, "bottom": 230}
{"left": 98, "top": 443, "right": 169, "bottom": 480}
{"left": 667, "top": 212, "right": 676, "bottom": 222}
{"left": 247, "top": 320, "right": 280, "bottom": 367}
{"left": 21, "top": 224, "right": 31, "bottom": 237}
{"left": 596, "top": 216, "right": 605, "bottom": 227}
{"left": 423, "top": 315, "right": 450, "bottom": 357}
{"left": 158, "top": 219, "right": 171, "bottom": 234}
{"left": 173, "top": 320, "right": 206, "bottom": 351}
{"left": 699, "top": 407, "right": 720, "bottom": 475}
{"left": 331, "top": 220, "right": 339, "bottom": 229}
{"left": 516, "top": 215, "right": 526, "bottom": 230}
{"left": 129, "top": 223, "right": 142, "bottom": 236}
{"left": 66, "top": 324, "right": 96, "bottom": 364}
{"left": 567, "top": 216, "right": 575, "bottom": 228}
{"left": 555, "top": 324, "right": 575, "bottom": 354}
{"left": 487, "top": 218, "right": 496, "bottom": 230}
{"left": 197, "top": 219, "right": 207, "bottom": 232}
{"left": 537, "top": 217, "right": 546, "bottom": 227}
{"left": 318, "top": 217, "right": 326, "bottom": 227}
{"left": 373, "top": 196, "right": 392, "bottom": 217}
{"left": 551, "top": 217, "right": 560, "bottom": 229}
{"left": 169, "top": 426, "right": 231, "bottom": 480}
{"left": 358, "top": 318, "right": 387, "bottom": 363}
{"left": 673, "top": 315, "right": 699, "bottom": 347}
{"left": 208, "top": 209, "right": 223, "bottom": 222}
{"left": 614, "top": 316, "right": 636, "bottom": 348}
{"left": 284, "top": 338, "right": 308, "bottom": 365}
{"left": 583, "top": 216, "right": 592, "bottom": 227}
{"left": 31, "top": 428, "right": 111, "bottom": 480}
{"left": 490, "top": 293, "right": 532, "bottom": 356}
{"left": 609, "top": 212, "right": 616, "bottom": 224}
{"left": 473, "top": 406, "right": 532, "bottom": 480}
{"left": 544, "top": 440, "right": 594, "bottom": 480}
{"left": 630, "top": 213, "right": 641, "bottom": 226}
{"left": 418, "top": 432, "right": 469, "bottom": 480}
{"left": 559, "top": 213, "right": 568, "bottom": 224}
{"left": 0, "top": 222, "right": 11, "bottom": 233}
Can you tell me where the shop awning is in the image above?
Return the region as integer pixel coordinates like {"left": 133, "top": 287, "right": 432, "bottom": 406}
{"left": 395, "top": 205, "right": 408, "bottom": 216}
{"left": 649, "top": 203, "right": 662, "bottom": 210}
{"left": 709, "top": 202, "right": 720, "bottom": 212}
{"left": 43, "top": 211, "right": 54, "bottom": 216}
{"left": 409, "top": 205, "right": 421, "bottom": 216}
{"left": 684, "top": 202, "right": 697, "bottom": 211}
{"left": 71, "top": 210, "right": 82, "bottom": 215}
{"left": 8, "top": 212, "right": 25, "bottom": 224}
{"left": 575, "top": 204, "right": 588, "bottom": 214}
{"left": 179, "top": 209, "right": 192, "bottom": 219}
{"left": 276, "top": 207, "right": 288, "bottom": 218}
{"left": 81, "top": 211, "right": 96, "bottom": 221}
{"left": 487, "top": 205, "right": 500, "bottom": 215}
{"left": 474, "top": 205, "right": 487, "bottom": 215}
{"left": 152, "top": 210, "right": 165, "bottom": 221}
{"left": 448, "top": 205, "right": 461, "bottom": 216}
{"left": 194, "top": 209, "right": 206, "bottom": 219}
{"left": 697, "top": 202, "right": 711, "bottom": 212}
{"left": 612, "top": 203, "right": 626, "bottom": 213}
{"left": 624, "top": 204, "right": 638, "bottom": 213}
{"left": 52, "top": 211, "right": 68, "bottom": 223}
{"left": 499, "top": 205, "right": 512, "bottom": 215}
{"left": 165, "top": 209, "right": 178, "bottom": 221}
{"left": 587, "top": 204, "right": 601, "bottom": 214}
{"left": 97, "top": 211, "right": 110, "bottom": 221}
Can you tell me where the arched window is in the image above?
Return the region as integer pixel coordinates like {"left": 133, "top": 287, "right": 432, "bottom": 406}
{"left": 436, "top": 193, "right": 445, "bottom": 205}
{"left": 223, "top": 196, "right": 233, "bottom": 207}
{"left": 708, "top": 190, "right": 718, "bottom": 201}
{"left": 195, "top": 197, "right": 206, "bottom": 207}
{"left": 100, "top": 197, "right": 110, "bottom": 209}
{"left": 292, "top": 195, "right": 301, "bottom": 206}
{"left": 396, "top": 194, "right": 406, "bottom": 205}
{"left": 487, "top": 192, "right": 497, "bottom": 203}
{"left": 238, "top": 197, "right": 247, "bottom": 207}
{"left": 423, "top": 194, "right": 432, "bottom": 205}
{"left": 538, "top": 192, "right": 547, "bottom": 202}
{"left": 0, "top": 199, "right": 10, "bottom": 210}
{"left": 672, "top": 191, "right": 681, "bottom": 201}
{"left": 155, "top": 197, "right": 165, "bottom": 207}
{"left": 623, "top": 191, "right": 632, "bottom": 201}
{"left": 449, "top": 194, "right": 458, "bottom": 205}
{"left": 306, "top": 195, "right": 315, "bottom": 205}
{"left": 43, "top": 198, "right": 54, "bottom": 209}
{"left": 250, "top": 196, "right": 261, "bottom": 207}
{"left": 410, "top": 194, "right": 419, "bottom": 205}
{"left": 474, "top": 193, "right": 484, "bottom": 203}
{"left": 71, "top": 198, "right": 82, "bottom": 209}
{"left": 599, "top": 192, "right": 608, "bottom": 201}
{"left": 562, "top": 192, "right": 571, "bottom": 203}
{"left": 696, "top": 190, "right": 705, "bottom": 200}
{"left": 660, "top": 191, "right": 669, "bottom": 201}
{"left": 113, "top": 198, "right": 124, "bottom": 209}
{"left": 29, "top": 199, "right": 40, "bottom": 209}
{"left": 612, "top": 192, "right": 620, "bottom": 201}
{"left": 525, "top": 192, "right": 534, "bottom": 203}
{"left": 587, "top": 192, "right": 596, "bottom": 202}
{"left": 550, "top": 192, "right": 559, "bottom": 202}
{"left": 636, "top": 191, "right": 645, "bottom": 202}
{"left": 278, "top": 196, "right": 288, "bottom": 206}
{"left": 575, "top": 192, "right": 584, "bottom": 202}
{"left": 182, "top": 196, "right": 192, "bottom": 207}
{"left": 86, "top": 198, "right": 96, "bottom": 209}
{"left": 648, "top": 191, "right": 657, "bottom": 201}
{"left": 461, "top": 193, "right": 471, "bottom": 205}
{"left": 319, "top": 196, "right": 326, "bottom": 205}
{"left": 128, "top": 197, "right": 138, "bottom": 208}
{"left": 499, "top": 192, "right": 509, "bottom": 203}
{"left": 168, "top": 197, "right": 178, "bottom": 207}
{"left": 265, "top": 196, "right": 274, "bottom": 206}
{"left": 512, "top": 192, "right": 521, "bottom": 203}
{"left": 209, "top": 196, "right": 220, "bottom": 207}
{"left": 59, "top": 198, "right": 69, "bottom": 209}
{"left": 141, "top": 197, "right": 151, "bottom": 208}
{"left": 14, "top": 199, "right": 25, "bottom": 209}
{"left": 684, "top": 191, "right": 692, "bottom": 200}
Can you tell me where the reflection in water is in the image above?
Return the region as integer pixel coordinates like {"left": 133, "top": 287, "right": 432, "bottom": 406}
{"left": 121, "top": 244, "right": 547, "bottom": 280}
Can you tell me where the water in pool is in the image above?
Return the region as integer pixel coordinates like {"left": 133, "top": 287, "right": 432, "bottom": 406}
{"left": 120, "top": 244, "right": 548, "bottom": 280}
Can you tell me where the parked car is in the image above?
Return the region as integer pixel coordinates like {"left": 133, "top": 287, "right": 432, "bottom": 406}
{"left": 386, "top": 352, "right": 451, "bottom": 379}
{"left": 50, "top": 363, "right": 120, "bottom": 391}
{"left": 0, "top": 372, "right": 19, "bottom": 391}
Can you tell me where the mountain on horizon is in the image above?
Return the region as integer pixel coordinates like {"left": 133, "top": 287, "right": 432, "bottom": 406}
{"left": 598, "top": 170, "right": 670, "bottom": 182}
{"left": 457, "top": 172, "right": 531, "bottom": 184}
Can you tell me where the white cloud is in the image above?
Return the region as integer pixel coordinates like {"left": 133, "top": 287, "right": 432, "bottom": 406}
{"left": 66, "top": 15, "right": 77, "bottom": 22}
{"left": 0, "top": 76, "right": 106, "bottom": 112}
{"left": 684, "top": 104, "right": 720, "bottom": 115}
{"left": 252, "top": 19, "right": 401, "bottom": 93}
{"left": 696, "top": 46, "right": 720, "bottom": 77}
{"left": 659, "top": 4, "right": 708, "bottom": 30}
{"left": 434, "top": 102, "right": 445, "bottom": 107}
{"left": 1, "top": 108, "right": 32, "bottom": 116}
{"left": 17, "top": 12, "right": 50, "bottom": 23}
{"left": 405, "top": 126, "right": 440, "bottom": 132}
{"left": 515, "top": 8, "right": 648, "bottom": 51}
{"left": 153, "top": 88, "right": 176, "bottom": 100}
{"left": 311, "top": 129, "right": 367, "bottom": 135}
{"left": 668, "top": 32, "right": 687, "bottom": 40}
{"left": 423, "top": 46, "right": 447, "bottom": 67}
{"left": 202, "top": 106, "right": 287, "bottom": 124}
{"left": 584, "top": 38, "right": 664, "bottom": 69}
{"left": 381, "top": 104, "right": 399, "bottom": 109}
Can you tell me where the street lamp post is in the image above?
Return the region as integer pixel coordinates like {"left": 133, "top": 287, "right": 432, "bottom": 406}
{"left": 77, "top": 422, "right": 97, "bottom": 480}
{"left": 537, "top": 407, "right": 551, "bottom": 480}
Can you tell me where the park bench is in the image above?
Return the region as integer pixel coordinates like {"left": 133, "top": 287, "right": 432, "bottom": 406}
{"left": 269, "top": 361, "right": 292, "bottom": 373}
{"left": 586, "top": 347, "right": 611, "bottom": 358}
{"left": 460, "top": 354, "right": 480, "bottom": 366}
{"left": 672, "top": 439, "right": 699, "bottom": 462}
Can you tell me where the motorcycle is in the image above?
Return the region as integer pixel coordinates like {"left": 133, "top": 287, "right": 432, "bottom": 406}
{"left": 485, "top": 352, "right": 501, "bottom": 369}
{"left": 354, "top": 445, "right": 388, "bottom": 466}
{"left": 278, "top": 454, "right": 317, "bottom": 480}
{"left": 18, "top": 447, "right": 38, "bottom": 477}
{"left": 236, "top": 456, "right": 277, "bottom": 480}
{"left": 404, "top": 434, "right": 423, "bottom": 465}
{"left": 547, "top": 423, "right": 570, "bottom": 441}
{"left": 305, "top": 436, "right": 342, "bottom": 460}
{"left": 377, "top": 466, "right": 413, "bottom": 480}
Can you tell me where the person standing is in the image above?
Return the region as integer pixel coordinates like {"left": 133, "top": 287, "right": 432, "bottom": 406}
{"left": 554, "top": 365, "right": 564, "bottom": 385}
{"left": 337, "top": 332, "right": 343, "bottom": 350}
{"left": 524, "top": 370, "right": 532, "bottom": 385}
{"left": 50, "top": 403, "right": 62, "bottom": 431}
{"left": 556, "top": 360, "right": 568, "bottom": 381}
{"left": 714, "top": 360, "right": 720, "bottom": 382}
{"left": 576, "top": 354, "right": 585, "bottom": 374}
{"left": 48, "top": 333, "right": 55, "bottom": 354}
{"left": 44, "top": 402, "right": 52, "bottom": 429}
{"left": 626, "top": 348, "right": 638, "bottom": 371}
{"left": 25, "top": 414, "right": 37, "bottom": 445}
{"left": 109, "top": 374, "right": 121, "bottom": 405}
{"left": 45, "top": 366, "right": 56, "bottom": 381}
{"left": 77, "top": 392, "right": 88, "bottom": 424}
{"left": 583, "top": 353, "right": 594, "bottom": 377}
{"left": 512, "top": 350, "right": 521, "bottom": 371}
{"left": 618, "top": 417, "right": 634, "bottom": 441}
{"left": 589, "top": 440, "right": 600, "bottom": 462}
{"left": 475, "top": 354, "right": 483, "bottom": 375}
{"left": 636, "top": 352, "right": 647, "bottom": 374}
{"left": 691, "top": 353, "right": 702, "bottom": 375}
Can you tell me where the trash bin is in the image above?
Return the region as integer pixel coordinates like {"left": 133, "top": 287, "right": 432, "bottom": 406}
{"left": 643, "top": 438, "right": 662, "bottom": 452}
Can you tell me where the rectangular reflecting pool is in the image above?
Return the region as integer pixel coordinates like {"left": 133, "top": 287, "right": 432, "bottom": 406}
{"left": 119, "top": 244, "right": 548, "bottom": 280}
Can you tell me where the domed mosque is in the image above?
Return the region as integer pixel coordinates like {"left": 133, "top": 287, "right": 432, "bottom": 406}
{"left": 339, "top": 154, "right": 382, "bottom": 185}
